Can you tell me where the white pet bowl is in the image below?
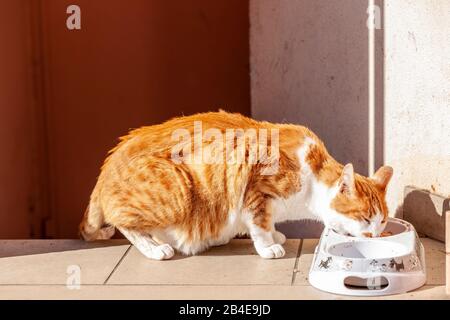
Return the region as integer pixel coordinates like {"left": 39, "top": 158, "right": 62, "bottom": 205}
{"left": 308, "top": 218, "right": 426, "bottom": 296}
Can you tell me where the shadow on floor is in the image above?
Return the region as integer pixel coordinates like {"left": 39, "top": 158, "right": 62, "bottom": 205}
{"left": 276, "top": 220, "right": 324, "bottom": 239}
{"left": 0, "top": 239, "right": 129, "bottom": 258}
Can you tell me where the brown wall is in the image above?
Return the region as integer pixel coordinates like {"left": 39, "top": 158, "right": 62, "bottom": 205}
{"left": 0, "top": 0, "right": 250, "bottom": 238}
{"left": 0, "top": 1, "right": 35, "bottom": 238}
{"left": 42, "top": 0, "right": 250, "bottom": 238}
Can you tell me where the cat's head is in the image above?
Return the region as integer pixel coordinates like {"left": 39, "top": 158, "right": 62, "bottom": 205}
{"left": 323, "top": 164, "right": 393, "bottom": 238}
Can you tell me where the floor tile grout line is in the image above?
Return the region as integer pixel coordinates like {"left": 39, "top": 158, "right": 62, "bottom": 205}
{"left": 290, "top": 239, "right": 303, "bottom": 286}
{"left": 0, "top": 284, "right": 444, "bottom": 287}
{"left": 103, "top": 245, "right": 132, "bottom": 285}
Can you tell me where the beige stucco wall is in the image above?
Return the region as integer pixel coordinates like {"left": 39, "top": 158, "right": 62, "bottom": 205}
{"left": 251, "top": 0, "right": 449, "bottom": 223}
{"left": 384, "top": 0, "right": 450, "bottom": 213}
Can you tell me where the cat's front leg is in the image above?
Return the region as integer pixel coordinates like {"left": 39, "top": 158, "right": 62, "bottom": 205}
{"left": 249, "top": 224, "right": 285, "bottom": 259}
{"left": 244, "top": 215, "right": 285, "bottom": 259}
{"left": 272, "top": 230, "right": 286, "bottom": 245}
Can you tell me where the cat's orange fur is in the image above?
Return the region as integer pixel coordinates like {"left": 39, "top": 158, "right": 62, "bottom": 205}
{"left": 80, "top": 111, "right": 392, "bottom": 259}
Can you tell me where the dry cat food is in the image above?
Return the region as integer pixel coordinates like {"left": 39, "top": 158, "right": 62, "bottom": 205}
{"left": 342, "top": 231, "right": 393, "bottom": 238}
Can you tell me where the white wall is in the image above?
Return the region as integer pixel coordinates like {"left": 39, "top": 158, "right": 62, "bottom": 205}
{"left": 384, "top": 0, "right": 450, "bottom": 213}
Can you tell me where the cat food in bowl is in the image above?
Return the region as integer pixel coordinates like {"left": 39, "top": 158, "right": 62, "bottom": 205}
{"left": 333, "top": 218, "right": 408, "bottom": 238}
{"left": 381, "top": 219, "right": 408, "bottom": 236}
{"left": 308, "top": 218, "right": 426, "bottom": 296}
{"left": 380, "top": 231, "right": 393, "bottom": 237}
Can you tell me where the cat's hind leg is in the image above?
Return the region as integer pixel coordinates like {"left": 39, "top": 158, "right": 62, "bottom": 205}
{"left": 117, "top": 227, "right": 174, "bottom": 260}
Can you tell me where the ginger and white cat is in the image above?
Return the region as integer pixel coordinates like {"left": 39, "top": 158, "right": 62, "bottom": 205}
{"left": 80, "top": 111, "right": 393, "bottom": 260}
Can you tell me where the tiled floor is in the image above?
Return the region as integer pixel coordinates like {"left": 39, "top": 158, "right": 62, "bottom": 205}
{"left": 0, "top": 238, "right": 447, "bottom": 299}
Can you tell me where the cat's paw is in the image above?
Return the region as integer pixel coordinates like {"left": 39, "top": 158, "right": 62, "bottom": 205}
{"left": 152, "top": 244, "right": 175, "bottom": 260}
{"left": 256, "top": 244, "right": 286, "bottom": 259}
{"left": 141, "top": 243, "right": 175, "bottom": 260}
{"left": 272, "top": 230, "right": 286, "bottom": 245}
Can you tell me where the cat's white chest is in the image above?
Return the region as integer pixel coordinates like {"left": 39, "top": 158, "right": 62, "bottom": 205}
{"left": 271, "top": 138, "right": 322, "bottom": 223}
{"left": 271, "top": 185, "right": 316, "bottom": 223}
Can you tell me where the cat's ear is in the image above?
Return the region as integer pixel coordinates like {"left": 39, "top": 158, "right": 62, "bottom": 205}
{"left": 338, "top": 163, "right": 355, "bottom": 196}
{"left": 371, "top": 166, "right": 393, "bottom": 191}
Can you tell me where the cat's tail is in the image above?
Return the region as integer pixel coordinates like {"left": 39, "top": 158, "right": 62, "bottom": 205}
{"left": 79, "top": 199, "right": 115, "bottom": 241}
